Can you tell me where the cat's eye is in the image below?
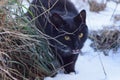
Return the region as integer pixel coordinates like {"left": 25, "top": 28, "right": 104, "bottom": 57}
{"left": 78, "top": 33, "right": 83, "bottom": 38}
{"left": 64, "top": 36, "right": 70, "bottom": 40}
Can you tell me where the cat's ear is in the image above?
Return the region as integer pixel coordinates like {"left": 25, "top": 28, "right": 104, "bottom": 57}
{"left": 50, "top": 13, "right": 65, "bottom": 28}
{"left": 74, "top": 10, "right": 86, "bottom": 25}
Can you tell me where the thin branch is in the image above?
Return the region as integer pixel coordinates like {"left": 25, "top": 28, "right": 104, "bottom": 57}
{"left": 98, "top": 53, "right": 107, "bottom": 79}
{"left": 110, "top": 3, "right": 118, "bottom": 21}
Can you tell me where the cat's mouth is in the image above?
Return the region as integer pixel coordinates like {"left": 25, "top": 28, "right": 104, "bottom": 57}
{"left": 72, "top": 49, "right": 81, "bottom": 54}
{"left": 61, "top": 48, "right": 81, "bottom": 54}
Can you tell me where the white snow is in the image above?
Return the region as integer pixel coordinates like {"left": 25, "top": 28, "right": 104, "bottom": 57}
{"left": 45, "top": 39, "right": 120, "bottom": 80}
{"left": 44, "top": 0, "right": 120, "bottom": 80}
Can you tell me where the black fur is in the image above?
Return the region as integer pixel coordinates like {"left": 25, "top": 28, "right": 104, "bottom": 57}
{"left": 26, "top": 0, "right": 88, "bottom": 74}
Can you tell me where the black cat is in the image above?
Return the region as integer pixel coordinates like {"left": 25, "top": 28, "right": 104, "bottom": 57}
{"left": 26, "top": 0, "right": 88, "bottom": 74}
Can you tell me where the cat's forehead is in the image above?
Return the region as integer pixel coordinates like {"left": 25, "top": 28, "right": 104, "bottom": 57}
{"left": 62, "top": 18, "right": 77, "bottom": 32}
{"left": 62, "top": 23, "right": 86, "bottom": 35}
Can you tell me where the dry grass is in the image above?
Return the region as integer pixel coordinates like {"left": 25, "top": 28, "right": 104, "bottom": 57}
{"left": 88, "top": 0, "right": 106, "bottom": 12}
{"left": 89, "top": 27, "right": 120, "bottom": 55}
{"left": 0, "top": 1, "right": 60, "bottom": 80}
{"left": 114, "top": 14, "right": 120, "bottom": 22}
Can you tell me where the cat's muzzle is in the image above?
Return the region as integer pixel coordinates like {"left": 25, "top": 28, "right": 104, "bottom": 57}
{"left": 62, "top": 47, "right": 81, "bottom": 55}
{"left": 57, "top": 45, "right": 81, "bottom": 56}
{"left": 72, "top": 49, "right": 81, "bottom": 54}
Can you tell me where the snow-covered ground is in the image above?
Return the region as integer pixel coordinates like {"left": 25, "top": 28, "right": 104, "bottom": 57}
{"left": 45, "top": 39, "right": 120, "bottom": 80}
{"left": 44, "top": 0, "right": 120, "bottom": 80}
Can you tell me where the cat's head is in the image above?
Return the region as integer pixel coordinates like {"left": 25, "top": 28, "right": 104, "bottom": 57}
{"left": 48, "top": 10, "right": 88, "bottom": 56}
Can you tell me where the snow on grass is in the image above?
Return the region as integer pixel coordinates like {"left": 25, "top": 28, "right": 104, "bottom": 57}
{"left": 86, "top": 1, "right": 120, "bottom": 30}
{"left": 72, "top": 1, "right": 120, "bottom": 30}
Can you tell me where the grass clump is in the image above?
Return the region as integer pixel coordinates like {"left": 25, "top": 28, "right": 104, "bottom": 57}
{"left": 89, "top": 27, "right": 120, "bottom": 55}
{"left": 88, "top": 0, "right": 106, "bottom": 12}
{"left": 0, "top": 0, "right": 60, "bottom": 80}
